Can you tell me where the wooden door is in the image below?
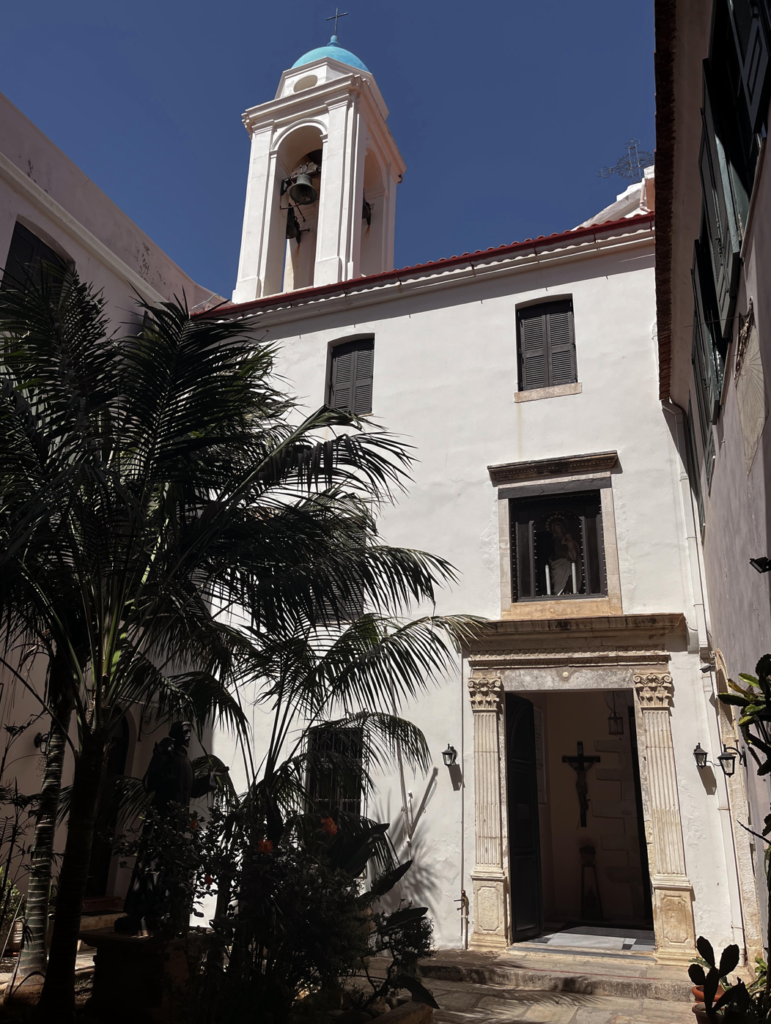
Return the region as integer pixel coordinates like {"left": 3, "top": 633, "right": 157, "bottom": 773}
{"left": 506, "top": 693, "right": 543, "bottom": 940}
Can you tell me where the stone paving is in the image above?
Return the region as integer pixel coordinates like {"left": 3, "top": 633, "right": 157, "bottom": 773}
{"left": 427, "top": 976, "right": 695, "bottom": 1024}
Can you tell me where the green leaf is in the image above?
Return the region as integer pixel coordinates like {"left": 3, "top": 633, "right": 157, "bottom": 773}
{"left": 393, "top": 976, "right": 440, "bottom": 1010}
{"left": 366, "top": 859, "right": 413, "bottom": 902}
{"left": 718, "top": 694, "right": 749, "bottom": 707}
{"left": 381, "top": 906, "right": 429, "bottom": 932}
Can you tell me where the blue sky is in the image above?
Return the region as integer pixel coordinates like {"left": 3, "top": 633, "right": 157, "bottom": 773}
{"left": 3, "top": 1, "right": 654, "bottom": 298}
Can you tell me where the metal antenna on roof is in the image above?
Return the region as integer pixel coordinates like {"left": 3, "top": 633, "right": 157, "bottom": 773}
{"left": 326, "top": 7, "right": 348, "bottom": 36}
{"left": 598, "top": 139, "right": 653, "bottom": 182}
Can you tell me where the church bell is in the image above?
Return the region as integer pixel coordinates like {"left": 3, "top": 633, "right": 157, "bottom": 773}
{"left": 288, "top": 173, "right": 317, "bottom": 206}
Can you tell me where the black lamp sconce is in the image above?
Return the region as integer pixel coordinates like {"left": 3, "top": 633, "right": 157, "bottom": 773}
{"left": 750, "top": 556, "right": 771, "bottom": 573}
{"left": 694, "top": 743, "right": 746, "bottom": 777}
{"left": 34, "top": 732, "right": 49, "bottom": 757}
{"left": 442, "top": 744, "right": 458, "bottom": 767}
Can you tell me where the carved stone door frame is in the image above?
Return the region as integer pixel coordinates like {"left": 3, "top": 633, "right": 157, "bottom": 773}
{"left": 465, "top": 614, "right": 698, "bottom": 962}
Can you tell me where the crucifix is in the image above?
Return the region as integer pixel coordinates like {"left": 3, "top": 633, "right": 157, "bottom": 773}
{"left": 562, "top": 741, "right": 600, "bottom": 827}
{"left": 327, "top": 7, "right": 348, "bottom": 35}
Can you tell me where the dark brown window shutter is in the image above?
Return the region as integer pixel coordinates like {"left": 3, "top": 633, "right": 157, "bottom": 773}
{"left": 547, "top": 304, "right": 576, "bottom": 386}
{"left": 518, "top": 301, "right": 576, "bottom": 391}
{"left": 329, "top": 339, "right": 374, "bottom": 414}
{"left": 2, "top": 222, "right": 67, "bottom": 293}
{"left": 691, "top": 238, "right": 723, "bottom": 423}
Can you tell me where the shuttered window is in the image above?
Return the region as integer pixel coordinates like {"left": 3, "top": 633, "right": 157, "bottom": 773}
{"left": 691, "top": 237, "right": 725, "bottom": 425}
{"left": 509, "top": 491, "right": 605, "bottom": 602}
{"left": 700, "top": 71, "right": 745, "bottom": 338}
{"left": 685, "top": 400, "right": 706, "bottom": 534}
{"left": 727, "top": 0, "right": 770, "bottom": 132}
{"left": 328, "top": 338, "right": 374, "bottom": 414}
{"left": 306, "top": 726, "right": 364, "bottom": 818}
{"left": 2, "top": 222, "right": 67, "bottom": 293}
{"left": 517, "top": 301, "right": 577, "bottom": 391}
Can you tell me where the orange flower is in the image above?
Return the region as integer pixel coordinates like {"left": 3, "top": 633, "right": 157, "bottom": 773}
{"left": 320, "top": 817, "right": 338, "bottom": 836}
{"left": 205, "top": 874, "right": 213, "bottom": 888}
{"left": 189, "top": 817, "right": 199, "bottom": 830}
{"left": 257, "top": 839, "right": 274, "bottom": 854}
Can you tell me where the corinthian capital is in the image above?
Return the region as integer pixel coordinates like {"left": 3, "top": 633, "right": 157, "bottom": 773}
{"left": 634, "top": 672, "right": 674, "bottom": 708}
{"left": 468, "top": 674, "right": 503, "bottom": 711}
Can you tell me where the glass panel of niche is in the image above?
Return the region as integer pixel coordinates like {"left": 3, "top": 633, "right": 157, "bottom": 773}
{"left": 510, "top": 491, "right": 606, "bottom": 601}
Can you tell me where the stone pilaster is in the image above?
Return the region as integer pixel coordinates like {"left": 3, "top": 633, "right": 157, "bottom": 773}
{"left": 468, "top": 674, "right": 509, "bottom": 949}
{"left": 634, "top": 672, "right": 696, "bottom": 964}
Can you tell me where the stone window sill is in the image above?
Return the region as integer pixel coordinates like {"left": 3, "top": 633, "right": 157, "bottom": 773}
{"left": 514, "top": 382, "right": 582, "bottom": 403}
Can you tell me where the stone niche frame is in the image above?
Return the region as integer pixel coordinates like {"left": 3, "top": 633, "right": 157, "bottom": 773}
{"left": 489, "top": 450, "right": 623, "bottom": 620}
{"left": 466, "top": 614, "right": 698, "bottom": 963}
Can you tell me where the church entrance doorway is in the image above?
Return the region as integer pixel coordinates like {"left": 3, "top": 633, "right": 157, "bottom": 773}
{"left": 505, "top": 689, "right": 652, "bottom": 947}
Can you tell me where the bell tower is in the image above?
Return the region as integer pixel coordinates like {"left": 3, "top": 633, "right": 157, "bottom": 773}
{"left": 232, "top": 35, "right": 405, "bottom": 304}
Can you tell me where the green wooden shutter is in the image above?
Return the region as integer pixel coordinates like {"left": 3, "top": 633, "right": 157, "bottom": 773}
{"left": 329, "top": 339, "right": 374, "bottom": 413}
{"left": 352, "top": 339, "right": 374, "bottom": 415}
{"left": 728, "top": 0, "right": 770, "bottom": 131}
{"left": 518, "top": 308, "right": 549, "bottom": 390}
{"left": 692, "top": 239, "right": 723, "bottom": 423}
{"left": 1, "top": 222, "right": 66, "bottom": 292}
{"left": 546, "top": 302, "right": 576, "bottom": 386}
{"left": 700, "top": 70, "right": 743, "bottom": 335}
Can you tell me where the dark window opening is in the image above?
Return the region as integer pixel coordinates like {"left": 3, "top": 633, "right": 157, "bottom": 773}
{"left": 2, "top": 222, "right": 68, "bottom": 294}
{"left": 510, "top": 491, "right": 606, "bottom": 602}
{"left": 306, "top": 726, "right": 364, "bottom": 818}
{"left": 328, "top": 338, "right": 374, "bottom": 415}
{"left": 517, "top": 300, "right": 577, "bottom": 392}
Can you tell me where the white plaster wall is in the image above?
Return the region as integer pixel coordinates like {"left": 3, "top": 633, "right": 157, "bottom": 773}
{"left": 218, "top": 241, "right": 736, "bottom": 948}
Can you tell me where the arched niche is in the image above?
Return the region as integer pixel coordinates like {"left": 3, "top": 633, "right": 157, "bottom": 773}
{"left": 276, "top": 123, "right": 324, "bottom": 292}
{"left": 360, "top": 149, "right": 385, "bottom": 278}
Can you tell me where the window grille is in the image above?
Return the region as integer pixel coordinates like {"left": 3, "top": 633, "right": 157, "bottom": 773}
{"left": 306, "top": 726, "right": 364, "bottom": 818}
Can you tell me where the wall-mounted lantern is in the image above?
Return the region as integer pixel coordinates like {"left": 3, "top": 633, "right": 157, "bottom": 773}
{"left": 750, "top": 556, "right": 771, "bottom": 573}
{"left": 34, "top": 732, "right": 49, "bottom": 758}
{"left": 442, "top": 744, "right": 457, "bottom": 767}
{"left": 694, "top": 742, "right": 745, "bottom": 776}
{"left": 717, "top": 745, "right": 746, "bottom": 777}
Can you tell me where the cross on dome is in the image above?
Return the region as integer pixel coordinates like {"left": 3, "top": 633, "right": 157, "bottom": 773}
{"left": 326, "top": 7, "right": 348, "bottom": 36}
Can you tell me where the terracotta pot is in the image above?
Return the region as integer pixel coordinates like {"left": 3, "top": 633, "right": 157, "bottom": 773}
{"left": 692, "top": 984, "right": 725, "bottom": 1002}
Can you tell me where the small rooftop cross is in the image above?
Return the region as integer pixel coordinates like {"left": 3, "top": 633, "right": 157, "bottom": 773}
{"left": 327, "top": 7, "right": 348, "bottom": 35}
{"left": 598, "top": 138, "right": 654, "bottom": 182}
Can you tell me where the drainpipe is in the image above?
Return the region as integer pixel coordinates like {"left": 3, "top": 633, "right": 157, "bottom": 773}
{"left": 662, "top": 399, "right": 746, "bottom": 951}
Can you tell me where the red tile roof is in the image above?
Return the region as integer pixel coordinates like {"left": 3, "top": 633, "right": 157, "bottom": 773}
{"left": 196, "top": 212, "right": 654, "bottom": 320}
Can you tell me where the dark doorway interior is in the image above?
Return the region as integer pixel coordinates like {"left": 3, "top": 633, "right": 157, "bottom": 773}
{"left": 505, "top": 693, "right": 543, "bottom": 940}
{"left": 85, "top": 717, "right": 130, "bottom": 898}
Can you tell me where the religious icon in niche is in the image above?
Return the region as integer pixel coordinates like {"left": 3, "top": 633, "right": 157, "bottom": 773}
{"left": 541, "top": 512, "right": 582, "bottom": 595}
{"left": 562, "top": 741, "right": 600, "bottom": 827}
{"left": 509, "top": 491, "right": 605, "bottom": 602}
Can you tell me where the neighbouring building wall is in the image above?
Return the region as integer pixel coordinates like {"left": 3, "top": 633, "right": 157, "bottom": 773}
{"left": 655, "top": 0, "right": 771, "bottom": 957}
{"left": 0, "top": 88, "right": 218, "bottom": 902}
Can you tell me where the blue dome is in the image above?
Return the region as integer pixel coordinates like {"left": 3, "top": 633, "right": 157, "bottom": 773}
{"left": 292, "top": 35, "right": 369, "bottom": 73}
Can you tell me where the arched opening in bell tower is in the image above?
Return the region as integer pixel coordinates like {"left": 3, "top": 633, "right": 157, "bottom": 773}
{"left": 360, "top": 149, "right": 386, "bottom": 278}
{"left": 276, "top": 124, "right": 324, "bottom": 292}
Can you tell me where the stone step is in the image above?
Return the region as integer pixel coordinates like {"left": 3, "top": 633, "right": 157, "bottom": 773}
{"left": 420, "top": 950, "right": 693, "bottom": 1004}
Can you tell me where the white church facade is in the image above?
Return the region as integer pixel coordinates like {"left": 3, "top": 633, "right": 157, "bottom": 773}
{"left": 204, "top": 36, "right": 762, "bottom": 961}
{"left": 0, "top": 31, "right": 763, "bottom": 965}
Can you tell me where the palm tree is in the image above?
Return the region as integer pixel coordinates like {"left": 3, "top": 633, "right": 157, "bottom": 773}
{"left": 0, "top": 271, "right": 469, "bottom": 1022}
